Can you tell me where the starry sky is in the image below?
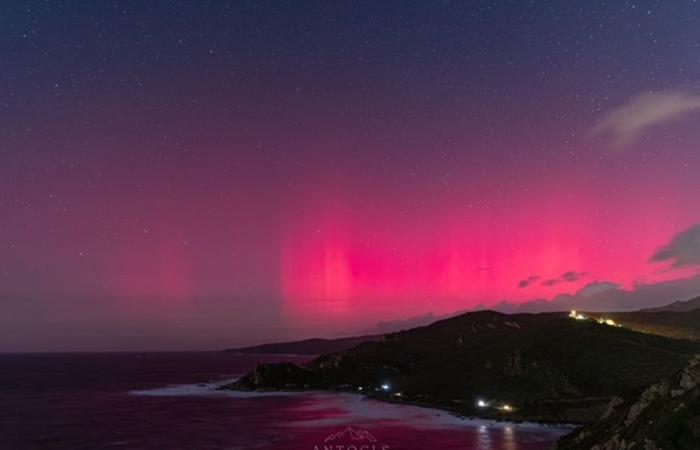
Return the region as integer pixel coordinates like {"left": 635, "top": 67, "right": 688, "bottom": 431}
{"left": 2, "top": 1, "right": 700, "bottom": 351}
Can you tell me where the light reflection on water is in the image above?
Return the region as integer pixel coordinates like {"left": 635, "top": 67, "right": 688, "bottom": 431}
{"left": 1, "top": 352, "right": 573, "bottom": 450}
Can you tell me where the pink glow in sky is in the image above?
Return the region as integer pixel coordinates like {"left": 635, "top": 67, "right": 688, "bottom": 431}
{"left": 279, "top": 171, "right": 700, "bottom": 324}
{"left": 2, "top": 1, "right": 700, "bottom": 351}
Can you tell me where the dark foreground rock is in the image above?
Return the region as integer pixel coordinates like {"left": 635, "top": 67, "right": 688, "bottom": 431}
{"left": 222, "top": 362, "right": 322, "bottom": 390}
{"left": 556, "top": 354, "right": 700, "bottom": 450}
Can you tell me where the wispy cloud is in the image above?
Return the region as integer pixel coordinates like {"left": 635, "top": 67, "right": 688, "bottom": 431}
{"left": 519, "top": 271, "right": 587, "bottom": 289}
{"left": 560, "top": 271, "right": 587, "bottom": 283}
{"left": 651, "top": 223, "right": 700, "bottom": 269}
{"left": 541, "top": 278, "right": 561, "bottom": 287}
{"left": 491, "top": 274, "right": 700, "bottom": 314}
{"left": 518, "top": 275, "right": 541, "bottom": 288}
{"left": 591, "top": 89, "right": 700, "bottom": 148}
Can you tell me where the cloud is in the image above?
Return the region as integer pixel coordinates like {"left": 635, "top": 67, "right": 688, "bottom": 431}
{"left": 651, "top": 223, "right": 700, "bottom": 269}
{"left": 522, "top": 271, "right": 587, "bottom": 288}
{"left": 491, "top": 274, "right": 700, "bottom": 314}
{"left": 561, "top": 271, "right": 588, "bottom": 283}
{"left": 361, "top": 274, "right": 700, "bottom": 337}
{"left": 518, "top": 275, "right": 541, "bottom": 288}
{"left": 591, "top": 89, "right": 700, "bottom": 148}
{"left": 577, "top": 281, "right": 620, "bottom": 298}
{"left": 498, "top": 227, "right": 700, "bottom": 313}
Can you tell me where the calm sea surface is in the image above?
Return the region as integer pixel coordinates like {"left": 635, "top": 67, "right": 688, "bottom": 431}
{"left": 0, "top": 352, "right": 572, "bottom": 449}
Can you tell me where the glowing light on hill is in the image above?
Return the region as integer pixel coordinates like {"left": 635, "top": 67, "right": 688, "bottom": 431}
{"left": 569, "top": 310, "right": 587, "bottom": 320}
{"left": 597, "top": 317, "right": 620, "bottom": 327}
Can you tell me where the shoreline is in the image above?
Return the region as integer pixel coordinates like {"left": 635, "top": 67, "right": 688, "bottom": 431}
{"left": 364, "top": 390, "right": 581, "bottom": 429}
{"left": 219, "top": 352, "right": 588, "bottom": 428}
{"left": 220, "top": 381, "right": 581, "bottom": 429}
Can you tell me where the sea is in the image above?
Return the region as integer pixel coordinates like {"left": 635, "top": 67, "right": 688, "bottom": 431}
{"left": 0, "top": 352, "right": 573, "bottom": 450}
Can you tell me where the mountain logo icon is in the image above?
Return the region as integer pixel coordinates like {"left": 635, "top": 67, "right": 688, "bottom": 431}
{"left": 324, "top": 426, "right": 378, "bottom": 443}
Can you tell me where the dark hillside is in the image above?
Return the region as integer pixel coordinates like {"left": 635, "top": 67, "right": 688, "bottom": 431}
{"left": 225, "top": 311, "right": 700, "bottom": 423}
{"left": 641, "top": 295, "right": 700, "bottom": 313}
{"left": 556, "top": 354, "right": 700, "bottom": 450}
{"left": 224, "top": 335, "right": 382, "bottom": 355}
{"left": 596, "top": 309, "right": 700, "bottom": 341}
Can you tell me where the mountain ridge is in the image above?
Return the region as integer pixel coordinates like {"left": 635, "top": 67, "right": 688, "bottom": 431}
{"left": 223, "top": 310, "right": 700, "bottom": 423}
{"left": 641, "top": 295, "right": 700, "bottom": 313}
{"left": 224, "top": 335, "right": 382, "bottom": 355}
{"left": 224, "top": 295, "right": 700, "bottom": 355}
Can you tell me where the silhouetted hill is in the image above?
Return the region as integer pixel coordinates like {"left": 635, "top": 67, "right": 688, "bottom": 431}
{"left": 641, "top": 295, "right": 700, "bottom": 313}
{"left": 593, "top": 309, "right": 700, "bottom": 341}
{"left": 224, "top": 335, "right": 382, "bottom": 355}
{"left": 224, "top": 310, "right": 700, "bottom": 423}
{"left": 556, "top": 354, "right": 700, "bottom": 450}
{"left": 224, "top": 298, "right": 700, "bottom": 356}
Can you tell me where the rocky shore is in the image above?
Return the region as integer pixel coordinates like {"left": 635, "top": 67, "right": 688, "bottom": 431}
{"left": 221, "top": 311, "right": 700, "bottom": 425}
{"left": 555, "top": 354, "right": 700, "bottom": 450}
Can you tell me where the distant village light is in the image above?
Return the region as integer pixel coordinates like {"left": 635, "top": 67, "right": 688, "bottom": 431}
{"left": 569, "top": 310, "right": 622, "bottom": 327}
{"left": 501, "top": 404, "right": 513, "bottom": 412}
{"left": 569, "top": 310, "right": 586, "bottom": 320}
{"left": 477, "top": 399, "right": 487, "bottom": 408}
{"left": 597, "top": 317, "right": 619, "bottom": 327}
{"left": 381, "top": 383, "right": 391, "bottom": 391}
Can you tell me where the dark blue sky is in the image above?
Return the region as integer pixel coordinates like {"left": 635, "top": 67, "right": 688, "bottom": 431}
{"left": 2, "top": 1, "right": 700, "bottom": 351}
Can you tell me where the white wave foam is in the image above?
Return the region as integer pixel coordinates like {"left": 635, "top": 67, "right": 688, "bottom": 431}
{"left": 130, "top": 378, "right": 239, "bottom": 396}
{"left": 130, "top": 378, "right": 306, "bottom": 398}
{"left": 282, "top": 392, "right": 574, "bottom": 434}
{"left": 130, "top": 382, "right": 572, "bottom": 436}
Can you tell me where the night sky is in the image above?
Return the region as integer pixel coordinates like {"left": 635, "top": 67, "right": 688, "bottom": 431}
{"left": 2, "top": 1, "right": 700, "bottom": 351}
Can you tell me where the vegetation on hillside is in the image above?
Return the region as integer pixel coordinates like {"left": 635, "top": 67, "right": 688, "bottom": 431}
{"left": 600, "top": 309, "right": 700, "bottom": 341}
{"left": 556, "top": 354, "right": 700, "bottom": 450}
{"left": 224, "top": 311, "right": 700, "bottom": 423}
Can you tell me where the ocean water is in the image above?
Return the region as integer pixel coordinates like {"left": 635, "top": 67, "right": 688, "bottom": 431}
{"left": 0, "top": 352, "right": 573, "bottom": 449}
